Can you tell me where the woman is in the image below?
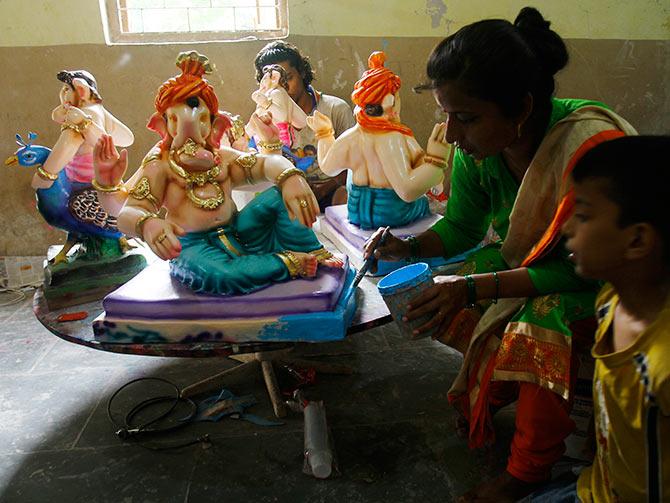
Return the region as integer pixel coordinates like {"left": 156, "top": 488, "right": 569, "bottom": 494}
{"left": 365, "top": 7, "right": 636, "bottom": 501}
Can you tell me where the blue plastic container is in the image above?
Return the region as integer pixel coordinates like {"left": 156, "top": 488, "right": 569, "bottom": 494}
{"left": 378, "top": 262, "right": 435, "bottom": 339}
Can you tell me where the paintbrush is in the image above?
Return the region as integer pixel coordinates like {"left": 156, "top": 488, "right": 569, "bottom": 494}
{"left": 351, "top": 226, "right": 390, "bottom": 289}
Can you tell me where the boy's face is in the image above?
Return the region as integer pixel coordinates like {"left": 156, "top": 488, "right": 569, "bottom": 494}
{"left": 563, "top": 178, "right": 631, "bottom": 279}
{"left": 274, "top": 60, "right": 306, "bottom": 103}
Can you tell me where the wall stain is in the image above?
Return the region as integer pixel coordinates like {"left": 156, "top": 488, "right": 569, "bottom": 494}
{"left": 425, "top": 0, "right": 447, "bottom": 29}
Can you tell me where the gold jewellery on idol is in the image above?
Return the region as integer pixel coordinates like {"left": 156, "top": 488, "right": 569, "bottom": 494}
{"left": 276, "top": 250, "right": 306, "bottom": 278}
{"left": 168, "top": 149, "right": 224, "bottom": 210}
{"left": 36, "top": 166, "right": 58, "bottom": 181}
{"left": 423, "top": 154, "right": 447, "bottom": 171}
{"left": 135, "top": 211, "right": 161, "bottom": 240}
{"left": 314, "top": 127, "right": 334, "bottom": 141}
{"left": 128, "top": 177, "right": 160, "bottom": 211}
{"left": 61, "top": 116, "right": 92, "bottom": 138}
{"left": 274, "top": 167, "right": 307, "bottom": 189}
{"left": 257, "top": 140, "right": 283, "bottom": 152}
{"left": 92, "top": 178, "right": 126, "bottom": 193}
{"left": 234, "top": 152, "right": 259, "bottom": 185}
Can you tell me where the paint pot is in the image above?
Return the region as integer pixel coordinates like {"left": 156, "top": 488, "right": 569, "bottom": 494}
{"left": 377, "top": 262, "right": 435, "bottom": 339}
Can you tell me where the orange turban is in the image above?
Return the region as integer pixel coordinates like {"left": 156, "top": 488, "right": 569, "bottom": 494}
{"left": 351, "top": 51, "right": 413, "bottom": 136}
{"left": 155, "top": 51, "right": 219, "bottom": 115}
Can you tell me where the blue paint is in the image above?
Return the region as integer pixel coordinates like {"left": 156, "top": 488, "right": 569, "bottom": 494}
{"left": 258, "top": 267, "right": 357, "bottom": 342}
{"left": 378, "top": 262, "right": 431, "bottom": 296}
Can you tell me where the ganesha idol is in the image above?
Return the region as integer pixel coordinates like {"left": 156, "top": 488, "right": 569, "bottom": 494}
{"left": 307, "top": 51, "right": 454, "bottom": 274}
{"left": 91, "top": 51, "right": 357, "bottom": 345}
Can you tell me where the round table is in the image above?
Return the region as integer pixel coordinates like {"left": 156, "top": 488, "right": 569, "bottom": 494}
{"left": 33, "top": 275, "right": 392, "bottom": 417}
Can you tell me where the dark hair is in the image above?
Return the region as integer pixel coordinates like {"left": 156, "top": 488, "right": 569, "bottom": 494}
{"left": 572, "top": 135, "right": 670, "bottom": 260}
{"left": 424, "top": 7, "right": 568, "bottom": 117}
{"left": 254, "top": 41, "right": 314, "bottom": 87}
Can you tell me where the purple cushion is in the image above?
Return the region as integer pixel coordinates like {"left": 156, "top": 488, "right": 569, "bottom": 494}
{"left": 103, "top": 257, "right": 348, "bottom": 320}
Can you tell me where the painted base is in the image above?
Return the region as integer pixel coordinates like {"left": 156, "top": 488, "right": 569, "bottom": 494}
{"left": 43, "top": 246, "right": 148, "bottom": 310}
{"left": 321, "top": 205, "right": 464, "bottom": 277}
{"left": 92, "top": 264, "right": 358, "bottom": 345}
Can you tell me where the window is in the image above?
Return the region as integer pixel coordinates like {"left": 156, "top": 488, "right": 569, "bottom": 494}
{"left": 101, "top": 0, "right": 288, "bottom": 44}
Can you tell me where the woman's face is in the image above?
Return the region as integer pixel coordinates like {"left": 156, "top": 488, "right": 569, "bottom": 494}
{"left": 433, "top": 81, "right": 518, "bottom": 160}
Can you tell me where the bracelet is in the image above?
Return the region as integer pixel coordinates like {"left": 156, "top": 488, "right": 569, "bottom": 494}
{"left": 60, "top": 116, "right": 92, "bottom": 137}
{"left": 406, "top": 235, "right": 420, "bottom": 262}
{"left": 92, "top": 178, "right": 125, "bottom": 193}
{"left": 491, "top": 271, "right": 499, "bottom": 304}
{"left": 36, "top": 166, "right": 58, "bottom": 181}
{"left": 134, "top": 211, "right": 159, "bottom": 240}
{"left": 464, "top": 274, "right": 477, "bottom": 308}
{"left": 274, "top": 167, "right": 306, "bottom": 188}
{"left": 257, "top": 140, "right": 283, "bottom": 152}
{"left": 234, "top": 152, "right": 258, "bottom": 185}
{"left": 314, "top": 128, "right": 334, "bottom": 140}
{"left": 424, "top": 154, "right": 447, "bottom": 170}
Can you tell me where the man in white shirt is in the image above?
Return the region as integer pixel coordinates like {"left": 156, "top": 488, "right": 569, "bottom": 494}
{"left": 254, "top": 41, "right": 355, "bottom": 211}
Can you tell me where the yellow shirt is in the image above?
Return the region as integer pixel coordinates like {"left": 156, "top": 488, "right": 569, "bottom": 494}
{"left": 577, "top": 285, "right": 670, "bottom": 502}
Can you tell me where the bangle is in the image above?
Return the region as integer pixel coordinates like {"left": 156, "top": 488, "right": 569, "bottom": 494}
{"left": 135, "top": 211, "right": 159, "bottom": 240}
{"left": 257, "top": 140, "right": 283, "bottom": 152}
{"left": 424, "top": 154, "right": 447, "bottom": 170}
{"left": 491, "top": 271, "right": 499, "bottom": 304}
{"left": 92, "top": 178, "right": 125, "bottom": 193}
{"left": 274, "top": 167, "right": 306, "bottom": 188}
{"left": 464, "top": 274, "right": 477, "bottom": 308}
{"left": 314, "top": 128, "right": 334, "bottom": 140}
{"left": 406, "top": 235, "right": 420, "bottom": 262}
{"left": 36, "top": 166, "right": 58, "bottom": 181}
{"left": 60, "top": 116, "right": 92, "bottom": 137}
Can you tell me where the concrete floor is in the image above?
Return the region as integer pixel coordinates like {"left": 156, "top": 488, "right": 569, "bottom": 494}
{"left": 0, "top": 288, "right": 516, "bottom": 503}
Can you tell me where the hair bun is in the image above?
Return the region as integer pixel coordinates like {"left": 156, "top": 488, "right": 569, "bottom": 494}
{"left": 514, "top": 6, "right": 551, "bottom": 31}
{"left": 513, "top": 6, "right": 568, "bottom": 76}
{"left": 368, "top": 51, "right": 387, "bottom": 69}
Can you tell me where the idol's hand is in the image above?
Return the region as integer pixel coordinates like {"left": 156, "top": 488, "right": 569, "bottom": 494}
{"left": 306, "top": 110, "right": 333, "bottom": 136}
{"left": 363, "top": 227, "right": 410, "bottom": 273}
{"left": 248, "top": 111, "right": 280, "bottom": 143}
{"left": 425, "top": 122, "right": 452, "bottom": 162}
{"left": 405, "top": 275, "right": 468, "bottom": 338}
{"left": 281, "top": 174, "right": 319, "bottom": 228}
{"left": 93, "top": 134, "right": 127, "bottom": 187}
{"left": 142, "top": 217, "right": 185, "bottom": 261}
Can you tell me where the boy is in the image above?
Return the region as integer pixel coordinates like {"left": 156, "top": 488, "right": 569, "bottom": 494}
{"left": 534, "top": 135, "right": 670, "bottom": 502}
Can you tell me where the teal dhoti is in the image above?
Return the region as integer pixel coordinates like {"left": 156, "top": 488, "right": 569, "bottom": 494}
{"left": 170, "top": 187, "right": 323, "bottom": 295}
{"left": 347, "top": 183, "right": 430, "bottom": 230}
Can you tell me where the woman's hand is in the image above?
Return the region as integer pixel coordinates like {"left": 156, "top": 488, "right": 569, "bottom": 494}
{"left": 405, "top": 275, "right": 468, "bottom": 338}
{"left": 362, "top": 227, "right": 410, "bottom": 273}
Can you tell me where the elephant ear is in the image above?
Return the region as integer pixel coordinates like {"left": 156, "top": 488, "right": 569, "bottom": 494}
{"left": 147, "top": 112, "right": 171, "bottom": 150}
{"left": 207, "top": 112, "right": 233, "bottom": 150}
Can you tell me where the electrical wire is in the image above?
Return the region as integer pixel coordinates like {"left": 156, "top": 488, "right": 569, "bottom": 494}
{"left": 106, "top": 376, "right": 210, "bottom": 451}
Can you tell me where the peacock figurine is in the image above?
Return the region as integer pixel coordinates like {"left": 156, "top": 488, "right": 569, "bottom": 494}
{"left": 6, "top": 132, "right": 129, "bottom": 265}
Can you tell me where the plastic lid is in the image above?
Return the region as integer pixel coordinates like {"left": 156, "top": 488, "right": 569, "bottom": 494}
{"left": 308, "top": 450, "right": 333, "bottom": 479}
{"left": 377, "top": 262, "right": 431, "bottom": 296}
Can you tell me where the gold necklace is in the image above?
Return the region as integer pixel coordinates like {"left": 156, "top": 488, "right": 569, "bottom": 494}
{"left": 168, "top": 150, "right": 224, "bottom": 210}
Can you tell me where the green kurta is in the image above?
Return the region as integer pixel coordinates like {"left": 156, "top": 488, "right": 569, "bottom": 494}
{"left": 431, "top": 98, "right": 605, "bottom": 295}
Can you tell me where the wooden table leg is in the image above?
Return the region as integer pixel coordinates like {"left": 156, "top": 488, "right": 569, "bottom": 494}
{"left": 180, "top": 360, "right": 260, "bottom": 398}
{"left": 261, "top": 360, "right": 287, "bottom": 418}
